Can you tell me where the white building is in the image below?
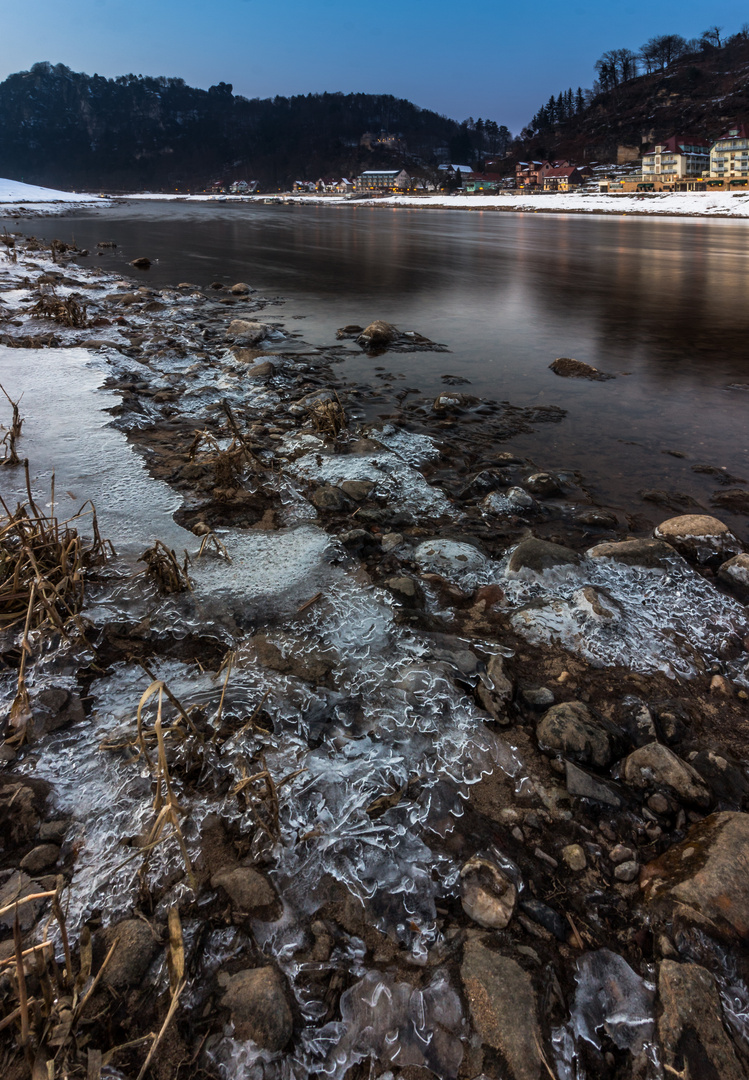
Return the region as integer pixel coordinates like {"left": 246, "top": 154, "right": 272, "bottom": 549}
{"left": 710, "top": 125, "right": 749, "bottom": 181}
{"left": 641, "top": 136, "right": 710, "bottom": 181}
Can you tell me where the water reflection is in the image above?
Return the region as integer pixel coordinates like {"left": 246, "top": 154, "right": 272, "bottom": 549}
{"left": 9, "top": 201, "right": 749, "bottom": 530}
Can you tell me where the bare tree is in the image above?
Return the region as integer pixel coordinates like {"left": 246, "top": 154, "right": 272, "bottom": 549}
{"left": 701, "top": 25, "right": 723, "bottom": 47}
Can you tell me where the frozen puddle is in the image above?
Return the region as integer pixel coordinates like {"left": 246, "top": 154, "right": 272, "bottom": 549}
{"left": 422, "top": 542, "right": 749, "bottom": 684}
{"left": 0, "top": 344, "right": 190, "bottom": 551}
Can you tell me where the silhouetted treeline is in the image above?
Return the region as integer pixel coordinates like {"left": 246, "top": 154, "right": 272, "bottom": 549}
{"left": 0, "top": 63, "right": 507, "bottom": 190}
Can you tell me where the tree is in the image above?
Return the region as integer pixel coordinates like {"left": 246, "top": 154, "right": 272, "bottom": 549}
{"left": 700, "top": 26, "right": 723, "bottom": 48}
{"left": 640, "top": 34, "right": 687, "bottom": 70}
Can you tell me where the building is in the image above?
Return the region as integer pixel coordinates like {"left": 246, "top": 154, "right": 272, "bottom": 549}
{"left": 710, "top": 124, "right": 749, "bottom": 182}
{"left": 515, "top": 161, "right": 545, "bottom": 187}
{"left": 355, "top": 169, "right": 411, "bottom": 192}
{"left": 642, "top": 136, "right": 710, "bottom": 182}
{"left": 542, "top": 166, "right": 584, "bottom": 192}
{"left": 464, "top": 173, "right": 500, "bottom": 194}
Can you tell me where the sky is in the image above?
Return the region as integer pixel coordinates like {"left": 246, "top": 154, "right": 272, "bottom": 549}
{"left": 1, "top": 0, "right": 747, "bottom": 133}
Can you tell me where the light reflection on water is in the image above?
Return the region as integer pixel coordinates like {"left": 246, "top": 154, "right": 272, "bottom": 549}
{"left": 10, "top": 200, "right": 749, "bottom": 533}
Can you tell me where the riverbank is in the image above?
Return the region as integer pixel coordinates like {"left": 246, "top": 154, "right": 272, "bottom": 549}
{"left": 1, "top": 230, "right": 749, "bottom": 1080}
{"left": 121, "top": 188, "right": 749, "bottom": 219}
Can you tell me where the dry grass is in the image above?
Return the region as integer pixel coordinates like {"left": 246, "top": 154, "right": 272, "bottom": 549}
{"left": 188, "top": 429, "right": 245, "bottom": 489}
{"left": 138, "top": 540, "right": 192, "bottom": 594}
{"left": 307, "top": 394, "right": 346, "bottom": 438}
{"left": 30, "top": 292, "right": 88, "bottom": 329}
{"left": 0, "top": 384, "right": 23, "bottom": 466}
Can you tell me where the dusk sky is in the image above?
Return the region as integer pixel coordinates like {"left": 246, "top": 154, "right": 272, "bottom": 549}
{"left": 2, "top": 0, "right": 747, "bottom": 132}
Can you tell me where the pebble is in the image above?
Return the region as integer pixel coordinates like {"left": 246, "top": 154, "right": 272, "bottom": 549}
{"left": 614, "top": 860, "right": 640, "bottom": 883}
{"left": 648, "top": 793, "right": 670, "bottom": 815}
{"left": 521, "top": 686, "right": 555, "bottom": 709}
{"left": 609, "top": 844, "right": 635, "bottom": 865}
{"left": 561, "top": 844, "right": 587, "bottom": 871}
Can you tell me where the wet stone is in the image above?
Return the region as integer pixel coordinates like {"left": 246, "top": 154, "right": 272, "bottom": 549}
{"left": 614, "top": 860, "right": 639, "bottom": 883}
{"left": 525, "top": 472, "right": 561, "bottom": 497}
{"left": 565, "top": 760, "right": 622, "bottom": 807}
{"left": 19, "top": 844, "right": 60, "bottom": 874}
{"left": 654, "top": 514, "right": 742, "bottom": 564}
{"left": 641, "top": 811, "right": 749, "bottom": 940}
{"left": 658, "top": 959, "right": 745, "bottom": 1080}
{"left": 461, "top": 938, "right": 544, "bottom": 1080}
{"left": 537, "top": 701, "right": 614, "bottom": 769}
{"left": 219, "top": 967, "right": 293, "bottom": 1051}
{"left": 311, "top": 485, "right": 347, "bottom": 510}
{"left": 550, "top": 357, "right": 614, "bottom": 380}
{"left": 99, "top": 919, "right": 160, "bottom": 990}
{"left": 460, "top": 856, "right": 517, "bottom": 929}
{"left": 210, "top": 866, "right": 277, "bottom": 915}
{"left": 623, "top": 743, "right": 711, "bottom": 808}
{"left": 587, "top": 537, "right": 676, "bottom": 569}
{"left": 521, "top": 686, "right": 554, "bottom": 709}
{"left": 717, "top": 552, "right": 749, "bottom": 598}
{"left": 507, "top": 537, "right": 581, "bottom": 576}
{"left": 561, "top": 844, "right": 587, "bottom": 871}
{"left": 339, "top": 479, "right": 375, "bottom": 501}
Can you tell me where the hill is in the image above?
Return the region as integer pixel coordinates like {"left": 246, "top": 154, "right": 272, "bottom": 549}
{"left": 0, "top": 63, "right": 509, "bottom": 192}
{"left": 518, "top": 33, "right": 749, "bottom": 163}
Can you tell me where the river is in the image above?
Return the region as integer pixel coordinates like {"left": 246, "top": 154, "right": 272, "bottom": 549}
{"left": 13, "top": 199, "right": 748, "bottom": 534}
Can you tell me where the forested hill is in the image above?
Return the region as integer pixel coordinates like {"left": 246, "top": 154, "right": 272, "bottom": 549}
{"left": 0, "top": 63, "right": 506, "bottom": 191}
{"left": 517, "top": 29, "right": 749, "bottom": 163}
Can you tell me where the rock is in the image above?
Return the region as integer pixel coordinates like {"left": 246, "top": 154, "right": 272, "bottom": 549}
{"left": 252, "top": 632, "right": 334, "bottom": 683}
{"left": 710, "top": 674, "right": 733, "bottom": 696}
{"left": 460, "top": 856, "right": 517, "bottom": 929}
{"left": 648, "top": 794, "right": 670, "bottom": 815}
{"left": 340, "top": 479, "right": 374, "bottom": 501}
{"left": 230, "top": 282, "right": 254, "bottom": 295}
{"left": 312, "top": 485, "right": 346, "bottom": 511}
{"left": 100, "top": 919, "right": 160, "bottom": 990}
{"left": 549, "top": 357, "right": 614, "bottom": 380}
{"left": 384, "top": 575, "right": 422, "bottom": 603}
{"left": 19, "top": 844, "right": 60, "bottom": 874}
{"left": 641, "top": 812, "right": 749, "bottom": 940}
{"left": 0, "top": 776, "right": 50, "bottom": 846}
{"left": 623, "top": 743, "right": 711, "bottom": 808}
{"left": 689, "top": 749, "right": 749, "bottom": 808}
{"left": 130, "top": 257, "right": 151, "bottom": 269}
{"left": 519, "top": 898, "right": 569, "bottom": 940}
{"left": 336, "top": 324, "right": 364, "bottom": 338}
{"left": 712, "top": 488, "right": 749, "bottom": 514}
{"left": 226, "top": 319, "right": 270, "bottom": 345}
{"left": 413, "top": 538, "right": 486, "bottom": 576}
{"left": 561, "top": 844, "right": 586, "bottom": 871}
{"left": 575, "top": 508, "right": 618, "bottom": 528}
{"left": 654, "top": 514, "right": 742, "bottom": 564}
{"left": 220, "top": 967, "right": 293, "bottom": 1050}
{"left": 614, "top": 861, "right": 639, "bottom": 883}
{"left": 609, "top": 844, "right": 635, "bottom": 865}
{"left": 30, "top": 688, "right": 85, "bottom": 741}
{"left": 477, "top": 653, "right": 514, "bottom": 720}
{"left": 537, "top": 701, "right": 614, "bottom": 769}
{"left": 658, "top": 960, "right": 745, "bottom": 1080}
{"left": 245, "top": 361, "right": 275, "bottom": 379}
{"left": 118, "top": 292, "right": 140, "bottom": 306}
{"left": 39, "top": 820, "right": 69, "bottom": 842}
{"left": 209, "top": 281, "right": 225, "bottom": 289}
{"left": 718, "top": 553, "right": 749, "bottom": 598}
{"left": 573, "top": 585, "right": 620, "bottom": 621}
{"left": 521, "top": 686, "right": 554, "bottom": 709}
{"left": 461, "top": 939, "right": 544, "bottom": 1080}
{"left": 211, "top": 867, "right": 277, "bottom": 914}
{"left": 587, "top": 538, "right": 675, "bottom": 569}
{"left": 380, "top": 531, "right": 403, "bottom": 552}
{"left": 506, "top": 537, "right": 581, "bottom": 576}
{"left": 525, "top": 472, "right": 561, "bottom": 497}
{"left": 433, "top": 390, "right": 478, "bottom": 411}
{"left": 357, "top": 321, "right": 397, "bottom": 348}
{"left": 565, "top": 760, "right": 622, "bottom": 807}
{"left": 0, "top": 871, "right": 43, "bottom": 929}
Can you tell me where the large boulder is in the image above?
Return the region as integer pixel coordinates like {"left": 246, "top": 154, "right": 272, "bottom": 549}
{"left": 641, "top": 811, "right": 749, "bottom": 940}
{"left": 536, "top": 701, "right": 615, "bottom": 769}
{"left": 220, "top": 967, "right": 293, "bottom": 1050}
{"left": 654, "top": 515, "right": 742, "bottom": 564}
{"left": 461, "top": 939, "right": 543, "bottom": 1080}
{"left": 658, "top": 960, "right": 744, "bottom": 1080}
{"left": 622, "top": 743, "right": 711, "bottom": 808}
{"left": 357, "top": 321, "right": 397, "bottom": 349}
{"left": 549, "top": 357, "right": 614, "bottom": 380}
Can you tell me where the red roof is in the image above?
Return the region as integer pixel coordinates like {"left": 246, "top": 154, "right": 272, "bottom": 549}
{"left": 656, "top": 135, "right": 710, "bottom": 151}
{"left": 544, "top": 166, "right": 579, "bottom": 178}
{"left": 718, "top": 124, "right": 749, "bottom": 140}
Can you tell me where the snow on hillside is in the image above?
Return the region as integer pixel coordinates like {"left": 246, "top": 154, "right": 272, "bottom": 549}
{"left": 0, "top": 178, "right": 101, "bottom": 206}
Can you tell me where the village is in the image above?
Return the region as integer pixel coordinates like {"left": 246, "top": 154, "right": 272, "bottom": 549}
{"left": 218, "top": 123, "right": 749, "bottom": 198}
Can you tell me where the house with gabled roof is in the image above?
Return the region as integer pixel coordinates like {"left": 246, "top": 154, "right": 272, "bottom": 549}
{"left": 642, "top": 136, "right": 710, "bottom": 183}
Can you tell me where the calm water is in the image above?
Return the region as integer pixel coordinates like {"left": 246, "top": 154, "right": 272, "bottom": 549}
{"left": 11, "top": 201, "right": 749, "bottom": 533}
